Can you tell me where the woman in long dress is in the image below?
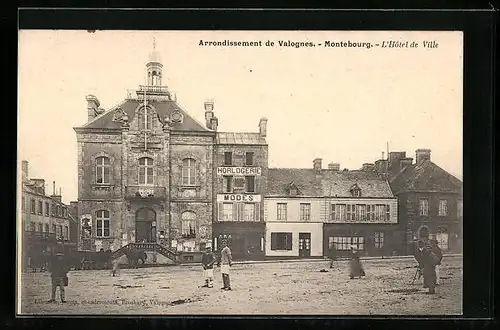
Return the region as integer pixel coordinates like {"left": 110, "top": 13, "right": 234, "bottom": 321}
{"left": 349, "top": 246, "right": 365, "bottom": 279}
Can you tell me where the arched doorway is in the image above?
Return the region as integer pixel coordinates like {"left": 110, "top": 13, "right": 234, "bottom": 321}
{"left": 136, "top": 208, "right": 156, "bottom": 243}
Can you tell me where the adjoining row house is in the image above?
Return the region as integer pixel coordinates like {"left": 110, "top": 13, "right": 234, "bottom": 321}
{"left": 20, "top": 161, "right": 77, "bottom": 270}
{"left": 73, "top": 44, "right": 462, "bottom": 261}
{"left": 264, "top": 159, "right": 401, "bottom": 258}
{"left": 387, "top": 149, "right": 463, "bottom": 254}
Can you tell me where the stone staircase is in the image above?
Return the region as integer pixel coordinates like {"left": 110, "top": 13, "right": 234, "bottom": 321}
{"left": 112, "top": 242, "right": 179, "bottom": 264}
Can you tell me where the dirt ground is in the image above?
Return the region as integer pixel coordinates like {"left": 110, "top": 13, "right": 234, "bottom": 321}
{"left": 19, "top": 256, "right": 462, "bottom": 315}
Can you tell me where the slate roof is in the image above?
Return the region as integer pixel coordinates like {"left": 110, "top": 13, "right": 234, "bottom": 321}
{"left": 266, "top": 168, "right": 394, "bottom": 198}
{"left": 216, "top": 132, "right": 267, "bottom": 145}
{"left": 389, "top": 160, "right": 462, "bottom": 194}
{"left": 80, "top": 99, "right": 211, "bottom": 132}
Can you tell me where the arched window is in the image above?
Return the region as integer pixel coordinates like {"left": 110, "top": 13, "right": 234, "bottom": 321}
{"left": 96, "top": 210, "right": 110, "bottom": 237}
{"left": 182, "top": 158, "right": 196, "bottom": 185}
{"left": 96, "top": 156, "right": 111, "bottom": 184}
{"left": 138, "top": 157, "right": 154, "bottom": 185}
{"left": 139, "top": 107, "right": 155, "bottom": 130}
{"left": 181, "top": 211, "right": 196, "bottom": 238}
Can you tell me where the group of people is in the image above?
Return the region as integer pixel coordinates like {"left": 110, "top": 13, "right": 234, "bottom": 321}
{"left": 201, "top": 240, "right": 233, "bottom": 290}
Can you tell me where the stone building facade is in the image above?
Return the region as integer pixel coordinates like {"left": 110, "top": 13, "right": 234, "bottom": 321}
{"left": 388, "top": 149, "right": 463, "bottom": 254}
{"left": 212, "top": 119, "right": 269, "bottom": 260}
{"left": 74, "top": 46, "right": 215, "bottom": 255}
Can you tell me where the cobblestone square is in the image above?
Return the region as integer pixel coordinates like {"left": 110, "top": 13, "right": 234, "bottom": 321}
{"left": 19, "top": 256, "right": 462, "bottom": 315}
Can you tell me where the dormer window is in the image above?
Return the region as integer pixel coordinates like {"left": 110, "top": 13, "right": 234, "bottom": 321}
{"left": 288, "top": 182, "right": 299, "bottom": 196}
{"left": 350, "top": 184, "right": 362, "bottom": 197}
{"left": 139, "top": 107, "right": 156, "bottom": 130}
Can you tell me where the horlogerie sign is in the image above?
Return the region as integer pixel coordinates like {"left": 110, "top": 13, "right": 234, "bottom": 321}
{"left": 216, "top": 167, "right": 262, "bottom": 176}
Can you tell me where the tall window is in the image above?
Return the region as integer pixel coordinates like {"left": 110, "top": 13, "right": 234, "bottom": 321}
{"left": 96, "top": 156, "right": 111, "bottom": 184}
{"left": 139, "top": 107, "right": 155, "bottom": 130}
{"left": 438, "top": 199, "right": 448, "bottom": 216}
{"left": 374, "top": 232, "right": 384, "bottom": 248}
{"left": 243, "top": 203, "right": 256, "bottom": 221}
{"left": 367, "top": 205, "right": 376, "bottom": 221}
{"left": 30, "top": 199, "right": 35, "bottom": 214}
{"left": 270, "top": 232, "right": 292, "bottom": 250}
{"left": 356, "top": 204, "right": 366, "bottom": 221}
{"left": 56, "top": 225, "right": 61, "bottom": 238}
{"left": 38, "top": 223, "right": 43, "bottom": 232}
{"left": 182, "top": 158, "right": 196, "bottom": 185}
{"left": 224, "top": 152, "right": 232, "bottom": 166}
{"left": 96, "top": 210, "right": 110, "bottom": 237}
{"left": 64, "top": 226, "right": 69, "bottom": 239}
{"left": 58, "top": 225, "right": 63, "bottom": 239}
{"left": 45, "top": 202, "right": 49, "bottom": 216}
{"left": 351, "top": 236, "right": 365, "bottom": 251}
{"left": 457, "top": 200, "right": 463, "bottom": 217}
{"left": 385, "top": 205, "right": 391, "bottom": 221}
{"left": 245, "top": 152, "right": 254, "bottom": 166}
{"left": 245, "top": 176, "right": 255, "bottom": 193}
{"left": 330, "top": 204, "right": 346, "bottom": 222}
{"left": 223, "top": 176, "right": 233, "bottom": 193}
{"left": 277, "top": 203, "right": 287, "bottom": 221}
{"left": 57, "top": 205, "right": 61, "bottom": 216}
{"left": 222, "top": 203, "right": 233, "bottom": 221}
{"left": 419, "top": 198, "right": 429, "bottom": 216}
{"left": 138, "top": 157, "right": 154, "bottom": 185}
{"left": 51, "top": 204, "right": 55, "bottom": 216}
{"left": 181, "top": 211, "right": 196, "bottom": 238}
{"left": 38, "top": 201, "right": 43, "bottom": 215}
{"left": 346, "top": 204, "right": 356, "bottom": 221}
{"left": 45, "top": 224, "right": 49, "bottom": 233}
{"left": 331, "top": 237, "right": 350, "bottom": 251}
{"left": 300, "top": 203, "right": 311, "bottom": 221}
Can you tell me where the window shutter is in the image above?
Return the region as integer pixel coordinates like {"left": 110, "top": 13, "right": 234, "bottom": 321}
{"left": 232, "top": 203, "right": 238, "bottom": 221}
{"left": 237, "top": 203, "right": 244, "bottom": 221}
{"left": 218, "top": 203, "right": 223, "bottom": 221}
{"left": 286, "top": 233, "right": 293, "bottom": 250}
{"left": 255, "top": 203, "right": 261, "bottom": 221}
{"left": 271, "top": 233, "right": 278, "bottom": 250}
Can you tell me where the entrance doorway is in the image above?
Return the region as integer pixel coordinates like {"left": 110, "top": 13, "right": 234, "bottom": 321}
{"left": 136, "top": 208, "right": 156, "bottom": 243}
{"left": 299, "top": 232, "right": 311, "bottom": 257}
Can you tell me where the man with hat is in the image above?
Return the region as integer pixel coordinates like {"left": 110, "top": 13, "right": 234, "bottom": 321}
{"left": 217, "top": 239, "right": 233, "bottom": 290}
{"left": 47, "top": 251, "right": 69, "bottom": 303}
{"left": 201, "top": 244, "right": 216, "bottom": 288}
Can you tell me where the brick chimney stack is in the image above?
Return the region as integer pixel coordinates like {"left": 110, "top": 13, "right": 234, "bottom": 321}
{"left": 399, "top": 157, "right": 414, "bottom": 169}
{"left": 259, "top": 117, "right": 268, "bottom": 138}
{"left": 86, "top": 94, "right": 101, "bottom": 122}
{"left": 204, "top": 100, "right": 214, "bottom": 129}
{"left": 313, "top": 158, "right": 322, "bottom": 173}
{"left": 415, "top": 149, "right": 431, "bottom": 165}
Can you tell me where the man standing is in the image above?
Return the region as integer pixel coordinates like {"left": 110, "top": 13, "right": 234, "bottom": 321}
{"left": 328, "top": 242, "right": 337, "bottom": 269}
{"left": 47, "top": 251, "right": 69, "bottom": 303}
{"left": 201, "top": 246, "right": 216, "bottom": 288}
{"left": 217, "top": 240, "right": 232, "bottom": 291}
{"left": 430, "top": 239, "right": 443, "bottom": 285}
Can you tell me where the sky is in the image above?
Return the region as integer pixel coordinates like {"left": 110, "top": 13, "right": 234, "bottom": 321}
{"left": 18, "top": 30, "right": 463, "bottom": 204}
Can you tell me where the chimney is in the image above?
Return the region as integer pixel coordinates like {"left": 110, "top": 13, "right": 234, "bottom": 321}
{"left": 388, "top": 151, "right": 406, "bottom": 173}
{"left": 259, "top": 117, "right": 268, "bottom": 138}
{"left": 374, "top": 159, "right": 388, "bottom": 174}
{"left": 362, "top": 163, "right": 375, "bottom": 171}
{"left": 204, "top": 100, "right": 214, "bottom": 129}
{"left": 53, "top": 181, "right": 56, "bottom": 195}
{"left": 22, "top": 160, "right": 29, "bottom": 181}
{"left": 313, "top": 158, "right": 322, "bottom": 173}
{"left": 328, "top": 162, "right": 340, "bottom": 171}
{"left": 86, "top": 94, "right": 100, "bottom": 121}
{"left": 415, "top": 149, "right": 431, "bottom": 165}
{"left": 50, "top": 181, "right": 62, "bottom": 202}
{"left": 399, "top": 157, "right": 413, "bottom": 169}
{"left": 210, "top": 117, "right": 218, "bottom": 131}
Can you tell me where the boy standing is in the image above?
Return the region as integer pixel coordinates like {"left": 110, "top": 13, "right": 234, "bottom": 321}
{"left": 201, "top": 246, "right": 216, "bottom": 288}
{"left": 218, "top": 240, "right": 233, "bottom": 291}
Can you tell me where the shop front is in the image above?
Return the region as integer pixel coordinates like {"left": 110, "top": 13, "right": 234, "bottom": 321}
{"left": 212, "top": 222, "right": 265, "bottom": 260}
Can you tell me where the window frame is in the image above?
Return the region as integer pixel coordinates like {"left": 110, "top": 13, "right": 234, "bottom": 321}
{"left": 45, "top": 202, "right": 50, "bottom": 216}
{"left": 374, "top": 232, "right": 384, "bottom": 248}
{"left": 181, "top": 211, "right": 197, "bottom": 238}
{"left": 38, "top": 200, "right": 43, "bottom": 215}
{"left": 223, "top": 176, "right": 233, "bottom": 193}
{"left": 271, "top": 232, "right": 293, "bottom": 251}
{"left": 30, "top": 199, "right": 35, "bottom": 214}
{"left": 138, "top": 157, "right": 154, "bottom": 185}
{"left": 222, "top": 203, "right": 233, "bottom": 221}
{"left": 277, "top": 203, "right": 288, "bottom": 221}
{"left": 419, "top": 198, "right": 429, "bottom": 216}
{"left": 245, "top": 176, "right": 256, "bottom": 193}
{"left": 299, "top": 203, "right": 311, "bottom": 221}
{"left": 224, "top": 152, "right": 233, "bottom": 166}
{"left": 95, "top": 156, "right": 111, "bottom": 184}
{"left": 181, "top": 158, "right": 196, "bottom": 186}
{"left": 438, "top": 199, "right": 448, "bottom": 216}
{"left": 245, "top": 152, "right": 254, "bottom": 166}
{"left": 96, "top": 210, "right": 110, "bottom": 238}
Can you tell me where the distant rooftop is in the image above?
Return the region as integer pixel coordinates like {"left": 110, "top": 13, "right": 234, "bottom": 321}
{"left": 217, "top": 132, "right": 267, "bottom": 145}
